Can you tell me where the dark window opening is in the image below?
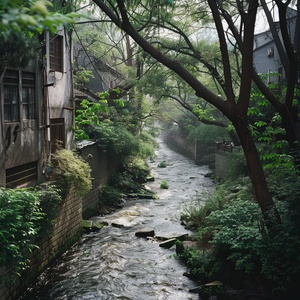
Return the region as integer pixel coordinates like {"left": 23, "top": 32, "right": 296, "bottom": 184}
{"left": 22, "top": 72, "right": 36, "bottom": 119}
{"left": 6, "top": 161, "right": 38, "bottom": 188}
{"left": 3, "top": 70, "right": 19, "bottom": 122}
{"left": 50, "top": 35, "right": 63, "bottom": 72}
{"left": 50, "top": 118, "right": 65, "bottom": 153}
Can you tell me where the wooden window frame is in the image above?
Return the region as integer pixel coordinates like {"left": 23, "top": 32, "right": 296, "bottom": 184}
{"left": 3, "top": 70, "right": 19, "bottom": 122}
{"left": 49, "top": 35, "right": 64, "bottom": 73}
{"left": 22, "top": 72, "right": 36, "bottom": 120}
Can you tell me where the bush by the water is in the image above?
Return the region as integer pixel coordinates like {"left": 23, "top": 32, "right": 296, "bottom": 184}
{"left": 180, "top": 176, "right": 300, "bottom": 298}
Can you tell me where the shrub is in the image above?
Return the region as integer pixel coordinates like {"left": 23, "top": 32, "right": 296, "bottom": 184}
{"left": 125, "top": 157, "right": 150, "bottom": 183}
{"left": 207, "top": 199, "right": 262, "bottom": 274}
{"left": 158, "top": 161, "right": 167, "bottom": 168}
{"left": 99, "top": 184, "right": 125, "bottom": 207}
{"left": 0, "top": 184, "right": 66, "bottom": 285}
{"left": 37, "top": 184, "right": 63, "bottom": 235}
{"left": 51, "top": 148, "right": 92, "bottom": 197}
{"left": 90, "top": 123, "right": 139, "bottom": 157}
{"left": 181, "top": 181, "right": 252, "bottom": 232}
{"left": 222, "top": 149, "right": 248, "bottom": 180}
{"left": 180, "top": 173, "right": 300, "bottom": 297}
{"left": 0, "top": 188, "right": 44, "bottom": 284}
{"left": 160, "top": 180, "right": 169, "bottom": 189}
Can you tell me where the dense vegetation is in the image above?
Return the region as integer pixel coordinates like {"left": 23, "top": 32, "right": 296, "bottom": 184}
{"left": 0, "top": 149, "right": 92, "bottom": 285}
{"left": 177, "top": 123, "right": 300, "bottom": 299}
{"left": 1, "top": 2, "right": 300, "bottom": 299}
{"left": 0, "top": 186, "right": 62, "bottom": 285}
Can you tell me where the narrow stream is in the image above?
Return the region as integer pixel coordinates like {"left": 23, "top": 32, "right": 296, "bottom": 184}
{"left": 21, "top": 138, "right": 214, "bottom": 300}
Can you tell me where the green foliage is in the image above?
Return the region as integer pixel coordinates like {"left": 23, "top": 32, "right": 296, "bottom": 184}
{"left": 125, "top": 158, "right": 151, "bottom": 184}
{"left": 187, "top": 124, "right": 229, "bottom": 144}
{"left": 51, "top": 148, "right": 92, "bottom": 197}
{"left": 73, "top": 68, "right": 95, "bottom": 89}
{"left": 160, "top": 180, "right": 169, "bottom": 189}
{"left": 99, "top": 184, "right": 124, "bottom": 207}
{"left": 137, "top": 130, "right": 158, "bottom": 159}
{"left": 99, "top": 162, "right": 155, "bottom": 207}
{"left": 91, "top": 122, "right": 139, "bottom": 157}
{"left": 0, "top": 32, "right": 40, "bottom": 72}
{"left": 178, "top": 247, "right": 222, "bottom": 280}
{"left": 259, "top": 223, "right": 300, "bottom": 294}
{"left": 75, "top": 90, "right": 157, "bottom": 163}
{"left": 207, "top": 199, "right": 262, "bottom": 274}
{"left": 180, "top": 168, "right": 300, "bottom": 296}
{"left": 74, "top": 98, "right": 109, "bottom": 141}
{"left": 0, "top": 188, "right": 44, "bottom": 283}
{"left": 0, "top": 0, "right": 75, "bottom": 38}
{"left": 0, "top": 184, "right": 66, "bottom": 285}
{"left": 181, "top": 181, "right": 253, "bottom": 231}
{"left": 37, "top": 184, "right": 63, "bottom": 234}
{"left": 158, "top": 161, "right": 167, "bottom": 168}
{"left": 74, "top": 91, "right": 124, "bottom": 141}
{"left": 249, "top": 86, "right": 294, "bottom": 171}
{"left": 221, "top": 149, "right": 248, "bottom": 180}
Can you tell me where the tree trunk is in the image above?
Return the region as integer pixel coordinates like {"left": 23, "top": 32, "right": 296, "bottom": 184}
{"left": 233, "top": 116, "right": 280, "bottom": 225}
{"left": 281, "top": 105, "right": 298, "bottom": 147}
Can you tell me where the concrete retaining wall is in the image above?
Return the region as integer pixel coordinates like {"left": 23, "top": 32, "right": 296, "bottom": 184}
{"left": 163, "top": 132, "right": 201, "bottom": 163}
{"left": 163, "top": 131, "right": 212, "bottom": 165}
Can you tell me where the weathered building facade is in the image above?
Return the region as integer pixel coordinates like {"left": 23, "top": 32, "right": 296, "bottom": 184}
{"left": 0, "top": 28, "right": 74, "bottom": 188}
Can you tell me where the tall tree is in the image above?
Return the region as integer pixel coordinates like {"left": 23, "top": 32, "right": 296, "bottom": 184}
{"left": 91, "top": 0, "right": 299, "bottom": 223}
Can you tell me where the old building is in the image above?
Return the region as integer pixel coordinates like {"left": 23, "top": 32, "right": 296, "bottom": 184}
{"left": 73, "top": 42, "right": 122, "bottom": 93}
{"left": 0, "top": 28, "right": 74, "bottom": 188}
{"left": 253, "top": 7, "right": 298, "bottom": 83}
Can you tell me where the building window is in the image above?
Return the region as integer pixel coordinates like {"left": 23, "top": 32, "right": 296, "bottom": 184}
{"left": 50, "top": 118, "right": 65, "bottom": 153}
{"left": 2, "top": 70, "right": 36, "bottom": 122}
{"left": 50, "top": 35, "right": 63, "bottom": 72}
{"left": 22, "top": 72, "right": 36, "bottom": 119}
{"left": 3, "top": 70, "right": 19, "bottom": 122}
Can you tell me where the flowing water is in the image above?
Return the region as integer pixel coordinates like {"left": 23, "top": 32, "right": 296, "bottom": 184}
{"left": 20, "top": 138, "right": 214, "bottom": 300}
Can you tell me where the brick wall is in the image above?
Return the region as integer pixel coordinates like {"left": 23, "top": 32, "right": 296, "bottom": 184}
{"left": 79, "top": 144, "right": 120, "bottom": 216}
{"left": 0, "top": 144, "right": 120, "bottom": 300}
{"left": 0, "top": 187, "right": 82, "bottom": 300}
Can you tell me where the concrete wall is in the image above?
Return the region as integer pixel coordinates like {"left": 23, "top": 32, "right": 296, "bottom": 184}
{"left": 163, "top": 132, "right": 197, "bottom": 161}
{"left": 163, "top": 131, "right": 212, "bottom": 165}
{"left": 163, "top": 131, "right": 242, "bottom": 179}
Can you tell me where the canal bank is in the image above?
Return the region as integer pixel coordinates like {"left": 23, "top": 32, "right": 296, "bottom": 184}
{"left": 20, "top": 137, "right": 215, "bottom": 299}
